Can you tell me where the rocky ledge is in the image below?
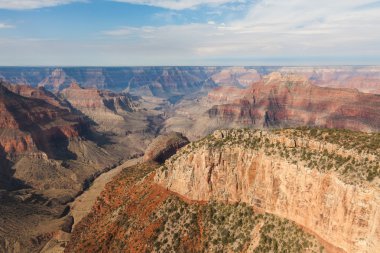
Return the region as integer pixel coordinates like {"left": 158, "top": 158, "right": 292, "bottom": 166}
{"left": 155, "top": 128, "right": 380, "bottom": 253}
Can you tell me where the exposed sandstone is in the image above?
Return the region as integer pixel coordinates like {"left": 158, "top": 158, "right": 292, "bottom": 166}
{"left": 143, "top": 132, "right": 189, "bottom": 163}
{"left": 211, "top": 67, "right": 261, "bottom": 87}
{"left": 277, "top": 66, "right": 380, "bottom": 94}
{"left": 66, "top": 162, "right": 325, "bottom": 253}
{"left": 207, "top": 72, "right": 380, "bottom": 132}
{"left": 60, "top": 83, "right": 137, "bottom": 134}
{"left": 155, "top": 129, "right": 380, "bottom": 253}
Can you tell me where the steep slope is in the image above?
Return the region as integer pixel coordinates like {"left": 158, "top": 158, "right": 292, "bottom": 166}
{"left": 208, "top": 72, "right": 380, "bottom": 132}
{"left": 59, "top": 83, "right": 165, "bottom": 158}
{"left": 0, "top": 81, "right": 121, "bottom": 196}
{"left": 143, "top": 132, "right": 189, "bottom": 163}
{"left": 0, "top": 81, "right": 121, "bottom": 252}
{"left": 0, "top": 81, "right": 83, "bottom": 160}
{"left": 211, "top": 67, "right": 262, "bottom": 87}
{"left": 155, "top": 128, "right": 380, "bottom": 253}
{"left": 3, "top": 82, "right": 71, "bottom": 109}
{"left": 60, "top": 83, "right": 137, "bottom": 133}
{"left": 36, "top": 67, "right": 219, "bottom": 96}
{"left": 1, "top": 66, "right": 380, "bottom": 96}
{"left": 38, "top": 68, "right": 76, "bottom": 92}
{"left": 278, "top": 66, "right": 380, "bottom": 94}
{"left": 66, "top": 162, "right": 325, "bottom": 253}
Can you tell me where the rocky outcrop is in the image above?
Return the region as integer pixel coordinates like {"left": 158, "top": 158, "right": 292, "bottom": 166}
{"left": 208, "top": 72, "right": 380, "bottom": 132}
{"left": 211, "top": 67, "right": 261, "bottom": 87}
{"left": 59, "top": 83, "right": 138, "bottom": 136}
{"left": 155, "top": 129, "right": 380, "bottom": 253}
{"left": 277, "top": 66, "right": 380, "bottom": 94}
{"left": 143, "top": 132, "right": 189, "bottom": 163}
{"left": 60, "top": 82, "right": 136, "bottom": 114}
{"left": 0, "top": 67, "right": 220, "bottom": 96}
{"left": 2, "top": 66, "right": 380, "bottom": 96}
{"left": 38, "top": 68, "right": 76, "bottom": 92}
{"left": 3, "top": 82, "right": 71, "bottom": 109}
{"left": 0, "top": 81, "right": 122, "bottom": 252}
{"left": 67, "top": 162, "right": 325, "bottom": 253}
{"left": 0, "top": 82, "right": 86, "bottom": 157}
{"left": 0, "top": 81, "right": 119, "bottom": 194}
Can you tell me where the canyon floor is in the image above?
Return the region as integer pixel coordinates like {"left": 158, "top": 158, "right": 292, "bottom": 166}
{"left": 40, "top": 158, "right": 142, "bottom": 253}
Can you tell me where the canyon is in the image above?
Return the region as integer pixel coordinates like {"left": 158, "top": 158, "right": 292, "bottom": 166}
{"left": 2, "top": 66, "right": 380, "bottom": 96}
{"left": 67, "top": 128, "right": 380, "bottom": 252}
{"left": 207, "top": 72, "right": 380, "bottom": 132}
{"left": 0, "top": 67, "right": 220, "bottom": 96}
{"left": 1, "top": 67, "right": 380, "bottom": 252}
{"left": 0, "top": 81, "right": 122, "bottom": 252}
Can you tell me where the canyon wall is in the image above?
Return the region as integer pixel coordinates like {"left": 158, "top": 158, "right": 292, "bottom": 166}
{"left": 155, "top": 129, "right": 380, "bottom": 253}
{"left": 0, "top": 67, "right": 220, "bottom": 96}
{"left": 207, "top": 72, "right": 380, "bottom": 132}
{"left": 60, "top": 83, "right": 137, "bottom": 134}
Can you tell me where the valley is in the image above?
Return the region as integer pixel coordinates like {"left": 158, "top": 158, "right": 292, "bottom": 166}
{"left": 0, "top": 66, "right": 380, "bottom": 253}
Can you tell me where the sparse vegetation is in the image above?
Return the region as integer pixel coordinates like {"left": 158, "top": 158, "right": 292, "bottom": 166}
{"left": 149, "top": 197, "right": 324, "bottom": 253}
{"left": 171, "top": 128, "right": 380, "bottom": 185}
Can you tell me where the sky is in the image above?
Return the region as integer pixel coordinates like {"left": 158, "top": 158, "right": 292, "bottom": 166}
{"left": 0, "top": 0, "right": 379, "bottom": 66}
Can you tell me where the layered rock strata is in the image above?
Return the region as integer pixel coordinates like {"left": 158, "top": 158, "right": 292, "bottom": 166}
{"left": 208, "top": 72, "right": 380, "bottom": 132}
{"left": 155, "top": 129, "right": 380, "bottom": 253}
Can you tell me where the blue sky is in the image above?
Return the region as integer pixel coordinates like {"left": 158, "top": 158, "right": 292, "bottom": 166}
{"left": 0, "top": 0, "right": 379, "bottom": 66}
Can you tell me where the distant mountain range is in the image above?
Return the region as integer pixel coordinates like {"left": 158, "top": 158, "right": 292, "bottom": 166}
{"left": 1, "top": 66, "right": 380, "bottom": 97}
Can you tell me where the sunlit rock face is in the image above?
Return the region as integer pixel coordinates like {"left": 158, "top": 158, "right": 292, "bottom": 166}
{"left": 277, "top": 66, "right": 380, "bottom": 94}
{"left": 207, "top": 72, "right": 380, "bottom": 132}
{"left": 156, "top": 129, "right": 380, "bottom": 253}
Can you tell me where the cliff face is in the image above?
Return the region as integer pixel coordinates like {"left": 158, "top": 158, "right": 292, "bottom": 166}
{"left": 3, "top": 82, "right": 70, "bottom": 109}
{"left": 60, "top": 83, "right": 138, "bottom": 133}
{"left": 0, "top": 81, "right": 119, "bottom": 194}
{"left": 155, "top": 129, "right": 380, "bottom": 253}
{"left": 143, "top": 132, "right": 189, "bottom": 163}
{"left": 60, "top": 83, "right": 136, "bottom": 113}
{"left": 1, "top": 66, "right": 380, "bottom": 97}
{"left": 211, "top": 67, "right": 262, "bottom": 87}
{"left": 0, "top": 82, "right": 83, "bottom": 156}
{"left": 208, "top": 72, "right": 380, "bottom": 132}
{"left": 58, "top": 83, "right": 159, "bottom": 159}
{"left": 277, "top": 66, "right": 380, "bottom": 94}
{"left": 31, "top": 67, "right": 218, "bottom": 96}
{"left": 0, "top": 81, "right": 122, "bottom": 252}
{"left": 37, "top": 68, "right": 75, "bottom": 92}
{"left": 67, "top": 162, "right": 325, "bottom": 253}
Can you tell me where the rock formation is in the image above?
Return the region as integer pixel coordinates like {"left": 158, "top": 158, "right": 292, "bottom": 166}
{"left": 0, "top": 67, "right": 220, "bottom": 96}
{"left": 155, "top": 128, "right": 380, "bottom": 253}
{"left": 277, "top": 66, "right": 380, "bottom": 94}
{"left": 3, "top": 82, "right": 71, "bottom": 109}
{"left": 0, "top": 81, "right": 121, "bottom": 252}
{"left": 38, "top": 68, "right": 76, "bottom": 92}
{"left": 60, "top": 83, "right": 137, "bottom": 133}
{"left": 143, "top": 132, "right": 189, "bottom": 163}
{"left": 211, "top": 67, "right": 262, "bottom": 87}
{"left": 1, "top": 66, "right": 380, "bottom": 96}
{"left": 66, "top": 162, "right": 325, "bottom": 253}
{"left": 208, "top": 72, "right": 380, "bottom": 132}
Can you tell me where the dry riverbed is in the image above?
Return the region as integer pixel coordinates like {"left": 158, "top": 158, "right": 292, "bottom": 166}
{"left": 41, "top": 158, "right": 141, "bottom": 253}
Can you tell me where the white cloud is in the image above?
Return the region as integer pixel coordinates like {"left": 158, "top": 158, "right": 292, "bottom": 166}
{"left": 1, "top": 0, "right": 380, "bottom": 65}
{"left": 0, "top": 0, "right": 84, "bottom": 10}
{"left": 112, "top": 0, "right": 245, "bottom": 10}
{"left": 99, "top": 0, "right": 380, "bottom": 64}
{"left": 0, "top": 23, "right": 13, "bottom": 28}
